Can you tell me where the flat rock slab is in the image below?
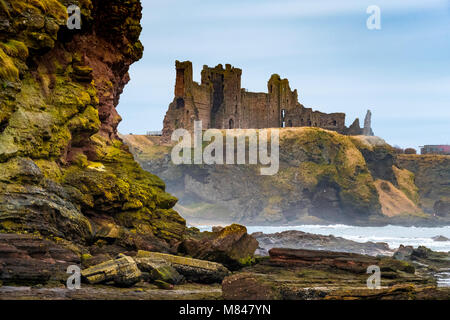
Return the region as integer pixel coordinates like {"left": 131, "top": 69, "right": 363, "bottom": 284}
{"left": 136, "top": 251, "right": 230, "bottom": 283}
{"left": 269, "top": 248, "right": 378, "bottom": 273}
{"left": 81, "top": 254, "right": 141, "bottom": 287}
{"left": 268, "top": 248, "right": 416, "bottom": 274}
{"left": 253, "top": 230, "right": 393, "bottom": 257}
{"left": 0, "top": 283, "right": 222, "bottom": 300}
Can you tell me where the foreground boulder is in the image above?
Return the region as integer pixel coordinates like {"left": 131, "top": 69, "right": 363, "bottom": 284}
{"left": 134, "top": 256, "right": 184, "bottom": 285}
{"left": 81, "top": 254, "right": 141, "bottom": 287}
{"left": 136, "top": 250, "right": 230, "bottom": 283}
{"left": 178, "top": 224, "right": 258, "bottom": 270}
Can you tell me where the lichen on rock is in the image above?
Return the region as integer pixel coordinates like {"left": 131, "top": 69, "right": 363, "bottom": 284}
{"left": 0, "top": 0, "right": 186, "bottom": 261}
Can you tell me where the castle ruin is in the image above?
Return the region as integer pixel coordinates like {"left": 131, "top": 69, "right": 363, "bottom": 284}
{"left": 162, "top": 61, "right": 372, "bottom": 140}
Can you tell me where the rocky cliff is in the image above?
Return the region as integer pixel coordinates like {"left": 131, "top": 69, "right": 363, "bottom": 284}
{"left": 0, "top": 0, "right": 187, "bottom": 258}
{"left": 123, "top": 128, "right": 448, "bottom": 226}
{"left": 396, "top": 154, "right": 450, "bottom": 217}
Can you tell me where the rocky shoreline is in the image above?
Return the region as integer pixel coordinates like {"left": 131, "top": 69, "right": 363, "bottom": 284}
{"left": 252, "top": 230, "right": 394, "bottom": 257}
{"left": 1, "top": 225, "right": 449, "bottom": 300}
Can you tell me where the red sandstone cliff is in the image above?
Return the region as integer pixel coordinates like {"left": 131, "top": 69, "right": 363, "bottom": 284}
{"left": 0, "top": 0, "right": 186, "bottom": 258}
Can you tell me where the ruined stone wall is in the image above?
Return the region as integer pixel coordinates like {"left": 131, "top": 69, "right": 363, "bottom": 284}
{"left": 200, "top": 63, "right": 242, "bottom": 129}
{"left": 240, "top": 92, "right": 269, "bottom": 128}
{"left": 285, "top": 107, "right": 346, "bottom": 132}
{"left": 162, "top": 61, "right": 365, "bottom": 140}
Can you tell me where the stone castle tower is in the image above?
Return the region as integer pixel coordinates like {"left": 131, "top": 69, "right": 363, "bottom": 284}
{"left": 162, "top": 61, "right": 369, "bottom": 140}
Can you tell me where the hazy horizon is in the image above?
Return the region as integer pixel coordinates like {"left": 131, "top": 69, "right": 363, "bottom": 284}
{"left": 117, "top": 0, "right": 450, "bottom": 151}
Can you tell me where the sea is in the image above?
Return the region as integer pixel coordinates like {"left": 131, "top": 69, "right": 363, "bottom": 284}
{"left": 196, "top": 224, "right": 450, "bottom": 287}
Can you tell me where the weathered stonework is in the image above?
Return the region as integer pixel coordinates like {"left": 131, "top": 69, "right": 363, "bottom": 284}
{"left": 363, "top": 110, "right": 374, "bottom": 136}
{"left": 162, "top": 61, "right": 369, "bottom": 140}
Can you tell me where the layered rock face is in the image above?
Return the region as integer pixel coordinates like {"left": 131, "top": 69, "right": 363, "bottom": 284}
{"left": 123, "top": 129, "right": 435, "bottom": 225}
{"left": 221, "top": 247, "right": 450, "bottom": 300}
{"left": 396, "top": 154, "right": 450, "bottom": 217}
{"left": 252, "top": 230, "right": 392, "bottom": 257}
{"left": 0, "top": 0, "right": 186, "bottom": 263}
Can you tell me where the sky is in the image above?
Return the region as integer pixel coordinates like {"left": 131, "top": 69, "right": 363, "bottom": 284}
{"left": 117, "top": 0, "right": 450, "bottom": 151}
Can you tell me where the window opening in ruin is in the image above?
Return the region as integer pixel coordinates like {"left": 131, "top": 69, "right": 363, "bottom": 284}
{"left": 176, "top": 98, "right": 185, "bottom": 109}
{"left": 288, "top": 120, "right": 293, "bottom": 127}
{"left": 333, "top": 120, "right": 337, "bottom": 126}
{"left": 211, "top": 74, "right": 224, "bottom": 115}
{"left": 229, "top": 118, "right": 234, "bottom": 129}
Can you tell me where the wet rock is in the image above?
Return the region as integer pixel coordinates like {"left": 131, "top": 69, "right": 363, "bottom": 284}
{"left": 268, "top": 248, "right": 378, "bottom": 273}
{"left": 81, "top": 253, "right": 112, "bottom": 268}
{"left": 136, "top": 251, "right": 230, "bottom": 284}
{"left": 222, "top": 273, "right": 282, "bottom": 300}
{"left": 0, "top": 234, "right": 80, "bottom": 285}
{"left": 150, "top": 265, "right": 184, "bottom": 285}
{"left": 432, "top": 235, "right": 449, "bottom": 242}
{"left": 134, "top": 256, "right": 184, "bottom": 285}
{"left": 178, "top": 224, "right": 258, "bottom": 270}
{"left": 268, "top": 247, "right": 414, "bottom": 275}
{"left": 154, "top": 280, "right": 174, "bottom": 290}
{"left": 252, "top": 230, "right": 393, "bottom": 257}
{"left": 81, "top": 254, "right": 141, "bottom": 287}
{"left": 393, "top": 245, "right": 415, "bottom": 261}
{"left": 394, "top": 245, "right": 450, "bottom": 270}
